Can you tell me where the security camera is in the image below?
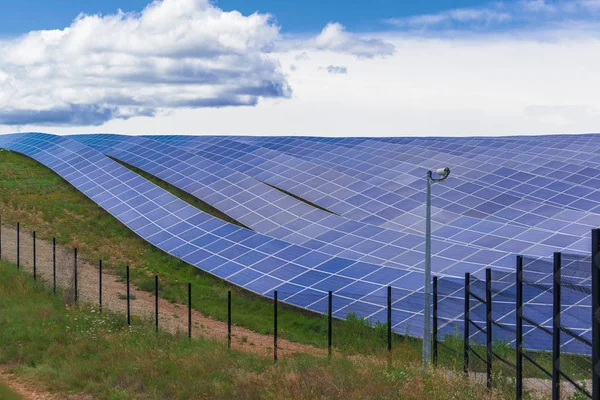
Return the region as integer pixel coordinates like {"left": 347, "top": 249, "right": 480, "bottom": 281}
{"left": 436, "top": 167, "right": 450, "bottom": 178}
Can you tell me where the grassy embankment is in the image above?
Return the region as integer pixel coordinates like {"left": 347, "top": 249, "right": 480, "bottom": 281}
{"left": 0, "top": 150, "right": 592, "bottom": 389}
{"left": 0, "top": 150, "right": 406, "bottom": 354}
{"left": 0, "top": 259, "right": 516, "bottom": 399}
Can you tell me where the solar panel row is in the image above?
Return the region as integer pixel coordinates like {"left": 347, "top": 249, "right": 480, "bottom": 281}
{"left": 1, "top": 132, "right": 596, "bottom": 351}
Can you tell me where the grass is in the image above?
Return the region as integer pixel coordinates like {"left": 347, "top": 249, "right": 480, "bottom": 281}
{"left": 0, "top": 260, "right": 513, "bottom": 399}
{"left": 0, "top": 382, "right": 22, "bottom": 400}
{"left": 0, "top": 150, "right": 404, "bottom": 354}
{"left": 0, "top": 150, "right": 592, "bottom": 395}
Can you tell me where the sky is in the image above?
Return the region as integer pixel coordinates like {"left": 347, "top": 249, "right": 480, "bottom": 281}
{"left": 0, "top": 0, "right": 599, "bottom": 137}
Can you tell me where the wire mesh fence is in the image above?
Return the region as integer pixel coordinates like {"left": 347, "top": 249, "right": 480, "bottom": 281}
{"left": 0, "top": 217, "right": 598, "bottom": 399}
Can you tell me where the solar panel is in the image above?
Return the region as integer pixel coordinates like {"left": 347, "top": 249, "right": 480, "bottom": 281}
{"left": 2, "top": 132, "right": 598, "bottom": 352}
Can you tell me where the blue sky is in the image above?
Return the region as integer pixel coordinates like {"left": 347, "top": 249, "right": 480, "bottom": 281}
{"left": 0, "top": 0, "right": 599, "bottom": 136}
{"left": 0, "top": 0, "right": 507, "bottom": 35}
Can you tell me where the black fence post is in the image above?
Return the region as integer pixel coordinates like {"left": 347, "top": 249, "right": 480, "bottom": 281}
{"left": 387, "top": 285, "right": 392, "bottom": 353}
{"left": 126, "top": 265, "right": 131, "bottom": 326}
{"left": 188, "top": 282, "right": 192, "bottom": 339}
{"left": 16, "top": 222, "right": 20, "bottom": 269}
{"left": 593, "top": 229, "right": 600, "bottom": 400}
{"left": 73, "top": 248, "right": 78, "bottom": 302}
{"left": 464, "top": 272, "right": 470, "bottom": 375}
{"left": 433, "top": 276, "right": 438, "bottom": 366}
{"left": 328, "top": 290, "right": 333, "bottom": 358}
{"left": 33, "top": 231, "right": 36, "bottom": 280}
{"left": 228, "top": 290, "right": 232, "bottom": 349}
{"left": 155, "top": 275, "right": 159, "bottom": 334}
{"left": 99, "top": 260, "right": 102, "bottom": 313}
{"left": 274, "top": 290, "right": 278, "bottom": 363}
{"left": 486, "top": 268, "right": 492, "bottom": 390}
{"left": 0, "top": 215, "right": 2, "bottom": 260}
{"left": 52, "top": 238, "right": 56, "bottom": 295}
{"left": 516, "top": 255, "right": 523, "bottom": 400}
{"left": 552, "top": 252, "right": 561, "bottom": 400}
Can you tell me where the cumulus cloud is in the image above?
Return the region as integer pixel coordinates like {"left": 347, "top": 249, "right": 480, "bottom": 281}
{"left": 0, "top": 0, "right": 291, "bottom": 126}
{"left": 321, "top": 65, "right": 347, "bottom": 74}
{"left": 385, "top": 0, "right": 600, "bottom": 31}
{"left": 310, "top": 23, "right": 394, "bottom": 58}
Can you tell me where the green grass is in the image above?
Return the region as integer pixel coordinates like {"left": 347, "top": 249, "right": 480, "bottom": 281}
{"left": 0, "top": 150, "right": 592, "bottom": 393}
{"left": 0, "top": 382, "right": 22, "bottom": 400}
{"left": 0, "top": 150, "right": 405, "bottom": 354}
{"left": 0, "top": 260, "right": 509, "bottom": 399}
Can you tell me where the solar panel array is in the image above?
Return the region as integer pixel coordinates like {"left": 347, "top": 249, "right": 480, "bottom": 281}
{"left": 1, "top": 132, "right": 598, "bottom": 351}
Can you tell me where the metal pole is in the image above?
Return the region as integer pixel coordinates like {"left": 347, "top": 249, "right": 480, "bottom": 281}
{"left": 33, "top": 231, "right": 36, "bottom": 280}
{"left": 486, "top": 268, "right": 492, "bottom": 390}
{"left": 188, "top": 282, "right": 192, "bottom": 339}
{"left": 552, "top": 252, "right": 561, "bottom": 400}
{"left": 73, "top": 248, "right": 78, "bottom": 302}
{"left": 423, "top": 172, "right": 432, "bottom": 368}
{"left": 593, "top": 229, "right": 600, "bottom": 400}
{"left": 16, "top": 222, "right": 20, "bottom": 269}
{"left": 52, "top": 238, "right": 56, "bottom": 295}
{"left": 228, "top": 290, "right": 232, "bottom": 349}
{"left": 274, "top": 290, "right": 278, "bottom": 362}
{"left": 433, "top": 276, "right": 438, "bottom": 366}
{"left": 464, "top": 272, "right": 470, "bottom": 375}
{"left": 99, "top": 260, "right": 102, "bottom": 313}
{"left": 516, "top": 255, "right": 523, "bottom": 400}
{"left": 155, "top": 276, "right": 159, "bottom": 333}
{"left": 126, "top": 265, "right": 131, "bottom": 326}
{"left": 388, "top": 285, "right": 392, "bottom": 353}
{"left": 328, "top": 290, "right": 333, "bottom": 357}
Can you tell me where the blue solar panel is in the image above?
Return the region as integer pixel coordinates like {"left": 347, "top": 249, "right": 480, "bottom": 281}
{"left": 2, "top": 132, "right": 599, "bottom": 352}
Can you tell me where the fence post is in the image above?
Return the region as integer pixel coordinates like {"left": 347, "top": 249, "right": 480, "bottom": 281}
{"left": 188, "top": 282, "right": 192, "bottom": 339}
{"left": 274, "top": 290, "right": 278, "bottom": 362}
{"left": 486, "top": 268, "right": 492, "bottom": 390}
{"left": 516, "top": 255, "right": 523, "bottom": 400}
{"left": 328, "top": 291, "right": 333, "bottom": 358}
{"left": 593, "top": 229, "right": 600, "bottom": 400}
{"left": 464, "top": 272, "right": 470, "bottom": 375}
{"left": 73, "top": 248, "right": 78, "bottom": 302}
{"left": 52, "top": 238, "right": 56, "bottom": 295}
{"left": 0, "top": 215, "right": 2, "bottom": 260}
{"left": 17, "top": 222, "right": 20, "bottom": 269}
{"left": 155, "top": 275, "right": 159, "bottom": 333}
{"left": 228, "top": 290, "right": 232, "bottom": 349}
{"left": 33, "top": 231, "right": 36, "bottom": 280}
{"left": 99, "top": 260, "right": 102, "bottom": 313}
{"left": 388, "top": 285, "right": 392, "bottom": 353}
{"left": 126, "top": 265, "right": 130, "bottom": 326}
{"left": 433, "top": 276, "right": 438, "bottom": 366}
{"left": 552, "top": 252, "right": 561, "bottom": 400}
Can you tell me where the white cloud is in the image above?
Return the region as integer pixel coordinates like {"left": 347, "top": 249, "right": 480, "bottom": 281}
{"left": 7, "top": 35, "right": 598, "bottom": 138}
{"left": 0, "top": 0, "right": 290, "bottom": 126}
{"left": 308, "top": 22, "right": 395, "bottom": 58}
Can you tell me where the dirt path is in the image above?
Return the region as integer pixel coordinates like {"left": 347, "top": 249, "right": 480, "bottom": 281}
{"left": 0, "top": 366, "right": 59, "bottom": 400}
{"left": 0, "top": 224, "right": 326, "bottom": 360}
